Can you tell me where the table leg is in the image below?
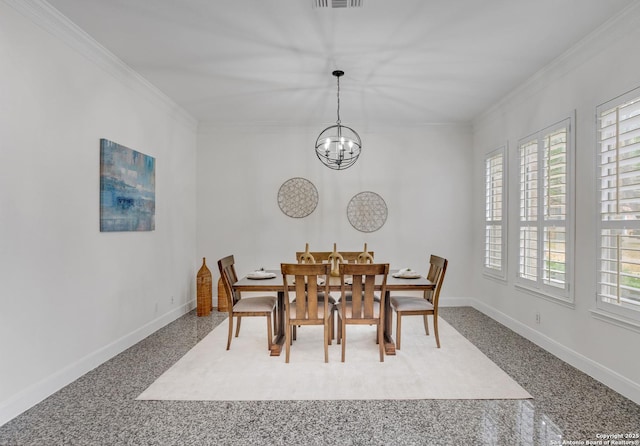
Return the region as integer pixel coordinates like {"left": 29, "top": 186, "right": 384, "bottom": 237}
{"left": 383, "top": 290, "right": 396, "bottom": 355}
{"left": 270, "top": 290, "right": 286, "bottom": 356}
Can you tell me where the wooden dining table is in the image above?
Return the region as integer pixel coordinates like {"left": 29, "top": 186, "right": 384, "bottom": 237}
{"left": 233, "top": 269, "right": 435, "bottom": 356}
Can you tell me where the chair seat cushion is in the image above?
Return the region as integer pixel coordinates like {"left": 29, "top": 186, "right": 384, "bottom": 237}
{"left": 390, "top": 295, "right": 434, "bottom": 312}
{"left": 337, "top": 301, "right": 381, "bottom": 318}
{"left": 234, "top": 295, "right": 277, "bottom": 312}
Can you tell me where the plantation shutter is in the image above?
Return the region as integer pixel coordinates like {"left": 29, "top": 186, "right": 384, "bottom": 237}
{"left": 485, "top": 149, "right": 505, "bottom": 276}
{"left": 518, "top": 117, "right": 572, "bottom": 301}
{"left": 598, "top": 91, "right": 640, "bottom": 311}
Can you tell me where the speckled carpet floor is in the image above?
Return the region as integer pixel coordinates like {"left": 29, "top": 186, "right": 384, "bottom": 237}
{"left": 137, "top": 316, "right": 532, "bottom": 401}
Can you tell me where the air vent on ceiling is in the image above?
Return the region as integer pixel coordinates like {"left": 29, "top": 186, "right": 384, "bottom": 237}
{"left": 313, "top": 0, "right": 363, "bottom": 8}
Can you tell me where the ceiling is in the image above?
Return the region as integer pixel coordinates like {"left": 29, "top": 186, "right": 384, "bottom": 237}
{"left": 46, "top": 0, "right": 634, "bottom": 127}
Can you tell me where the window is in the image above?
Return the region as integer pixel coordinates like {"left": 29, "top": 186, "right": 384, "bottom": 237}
{"left": 597, "top": 87, "right": 640, "bottom": 321}
{"left": 517, "top": 117, "right": 574, "bottom": 302}
{"left": 484, "top": 146, "right": 506, "bottom": 279}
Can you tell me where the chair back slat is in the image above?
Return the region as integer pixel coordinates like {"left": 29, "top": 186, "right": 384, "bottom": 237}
{"left": 363, "top": 274, "right": 376, "bottom": 318}
{"left": 295, "top": 277, "right": 307, "bottom": 317}
{"left": 306, "top": 277, "right": 319, "bottom": 319}
{"left": 351, "top": 274, "right": 363, "bottom": 318}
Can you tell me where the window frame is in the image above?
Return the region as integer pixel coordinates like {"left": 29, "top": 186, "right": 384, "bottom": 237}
{"left": 596, "top": 86, "right": 640, "bottom": 324}
{"left": 516, "top": 115, "right": 575, "bottom": 304}
{"left": 483, "top": 145, "right": 507, "bottom": 281}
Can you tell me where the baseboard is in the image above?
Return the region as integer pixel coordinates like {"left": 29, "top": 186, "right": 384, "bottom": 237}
{"left": 469, "top": 298, "right": 640, "bottom": 406}
{"left": 0, "top": 300, "right": 195, "bottom": 427}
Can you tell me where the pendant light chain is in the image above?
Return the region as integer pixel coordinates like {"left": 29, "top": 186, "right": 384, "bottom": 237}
{"left": 336, "top": 74, "right": 341, "bottom": 125}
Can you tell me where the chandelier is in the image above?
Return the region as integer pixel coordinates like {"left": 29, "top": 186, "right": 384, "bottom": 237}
{"left": 315, "top": 70, "right": 362, "bottom": 170}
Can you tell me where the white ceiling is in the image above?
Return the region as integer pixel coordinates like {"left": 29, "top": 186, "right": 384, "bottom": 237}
{"left": 46, "top": 0, "right": 634, "bottom": 126}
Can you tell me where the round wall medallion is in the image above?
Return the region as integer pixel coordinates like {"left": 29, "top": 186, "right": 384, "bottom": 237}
{"left": 277, "top": 177, "right": 319, "bottom": 218}
{"left": 347, "top": 191, "right": 388, "bottom": 232}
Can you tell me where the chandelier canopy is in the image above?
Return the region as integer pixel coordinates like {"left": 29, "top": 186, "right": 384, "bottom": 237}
{"left": 314, "top": 70, "right": 362, "bottom": 170}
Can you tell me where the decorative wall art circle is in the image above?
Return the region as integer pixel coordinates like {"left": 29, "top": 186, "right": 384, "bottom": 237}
{"left": 347, "top": 191, "right": 388, "bottom": 232}
{"left": 277, "top": 177, "right": 319, "bottom": 218}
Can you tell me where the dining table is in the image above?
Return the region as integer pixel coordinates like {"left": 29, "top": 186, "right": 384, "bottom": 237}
{"left": 233, "top": 269, "right": 435, "bottom": 356}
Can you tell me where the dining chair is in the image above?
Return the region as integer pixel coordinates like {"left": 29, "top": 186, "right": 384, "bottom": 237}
{"left": 336, "top": 250, "right": 378, "bottom": 314}
{"left": 337, "top": 263, "right": 389, "bottom": 362}
{"left": 217, "top": 255, "right": 277, "bottom": 351}
{"left": 389, "top": 255, "right": 448, "bottom": 349}
{"left": 294, "top": 251, "right": 336, "bottom": 344}
{"left": 281, "top": 263, "right": 332, "bottom": 363}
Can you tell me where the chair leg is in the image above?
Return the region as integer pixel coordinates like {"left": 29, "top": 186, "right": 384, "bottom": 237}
{"left": 333, "top": 307, "right": 337, "bottom": 341}
{"left": 266, "top": 314, "right": 273, "bottom": 350}
{"left": 235, "top": 316, "right": 242, "bottom": 337}
{"left": 284, "top": 327, "right": 291, "bottom": 364}
{"left": 336, "top": 315, "right": 342, "bottom": 345}
{"left": 292, "top": 325, "right": 297, "bottom": 341}
{"left": 273, "top": 308, "right": 278, "bottom": 336}
{"left": 423, "top": 314, "right": 430, "bottom": 335}
{"left": 226, "top": 315, "right": 234, "bottom": 350}
{"left": 341, "top": 321, "right": 346, "bottom": 362}
{"left": 378, "top": 321, "right": 384, "bottom": 362}
{"left": 285, "top": 321, "right": 291, "bottom": 363}
{"left": 396, "top": 312, "right": 402, "bottom": 350}
{"left": 433, "top": 315, "right": 440, "bottom": 348}
{"left": 324, "top": 319, "right": 329, "bottom": 363}
{"left": 332, "top": 308, "right": 336, "bottom": 341}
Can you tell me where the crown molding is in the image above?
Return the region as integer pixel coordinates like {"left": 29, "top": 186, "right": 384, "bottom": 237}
{"left": 473, "top": 2, "right": 640, "bottom": 128}
{"left": 196, "top": 119, "right": 470, "bottom": 134}
{"left": 4, "top": 0, "right": 198, "bottom": 130}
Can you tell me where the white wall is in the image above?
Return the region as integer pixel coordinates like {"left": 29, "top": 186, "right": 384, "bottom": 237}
{"left": 0, "top": 1, "right": 198, "bottom": 424}
{"left": 471, "top": 5, "right": 640, "bottom": 404}
{"left": 197, "top": 123, "right": 474, "bottom": 304}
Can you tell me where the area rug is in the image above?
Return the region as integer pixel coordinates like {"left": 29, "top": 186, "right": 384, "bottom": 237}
{"left": 137, "top": 316, "right": 532, "bottom": 401}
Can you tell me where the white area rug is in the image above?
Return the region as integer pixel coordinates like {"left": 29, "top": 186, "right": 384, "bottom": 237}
{"left": 137, "top": 316, "right": 532, "bottom": 401}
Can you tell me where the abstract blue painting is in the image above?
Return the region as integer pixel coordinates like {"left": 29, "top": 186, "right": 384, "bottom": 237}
{"left": 100, "top": 139, "right": 155, "bottom": 232}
